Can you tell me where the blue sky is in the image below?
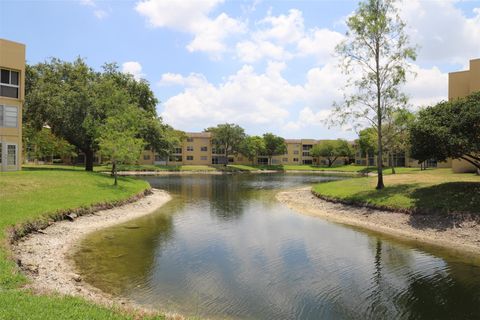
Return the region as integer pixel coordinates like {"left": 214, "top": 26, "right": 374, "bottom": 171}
{"left": 1, "top": 0, "right": 479, "bottom": 139}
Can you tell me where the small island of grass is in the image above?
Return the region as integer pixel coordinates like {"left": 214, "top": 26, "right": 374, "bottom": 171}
{"left": 0, "top": 168, "right": 165, "bottom": 320}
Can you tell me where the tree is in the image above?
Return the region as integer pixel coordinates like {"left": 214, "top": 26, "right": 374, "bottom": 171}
{"left": 311, "top": 140, "right": 352, "bottom": 167}
{"left": 262, "top": 133, "right": 287, "bottom": 165}
{"left": 23, "top": 126, "right": 76, "bottom": 164}
{"left": 97, "top": 108, "right": 146, "bottom": 186}
{"left": 410, "top": 92, "right": 480, "bottom": 172}
{"left": 382, "top": 109, "right": 415, "bottom": 173}
{"left": 205, "top": 123, "right": 246, "bottom": 165}
{"left": 240, "top": 136, "right": 265, "bottom": 165}
{"left": 357, "top": 127, "right": 377, "bottom": 166}
{"left": 334, "top": 0, "right": 416, "bottom": 189}
{"left": 25, "top": 58, "right": 162, "bottom": 171}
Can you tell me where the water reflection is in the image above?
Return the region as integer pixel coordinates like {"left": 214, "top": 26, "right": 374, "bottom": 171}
{"left": 75, "top": 173, "right": 480, "bottom": 319}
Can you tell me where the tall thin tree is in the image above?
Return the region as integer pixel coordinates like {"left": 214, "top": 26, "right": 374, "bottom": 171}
{"left": 334, "top": 0, "right": 416, "bottom": 189}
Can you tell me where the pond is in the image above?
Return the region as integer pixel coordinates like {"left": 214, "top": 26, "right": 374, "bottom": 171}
{"left": 74, "top": 173, "right": 480, "bottom": 319}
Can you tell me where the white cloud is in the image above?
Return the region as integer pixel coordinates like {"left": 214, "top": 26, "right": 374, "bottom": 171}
{"left": 403, "top": 65, "right": 448, "bottom": 108}
{"left": 121, "top": 61, "right": 144, "bottom": 81}
{"left": 256, "top": 9, "right": 305, "bottom": 44}
{"left": 94, "top": 9, "right": 108, "bottom": 19}
{"left": 159, "top": 72, "right": 208, "bottom": 87}
{"left": 296, "top": 28, "right": 344, "bottom": 62}
{"left": 399, "top": 0, "right": 480, "bottom": 65}
{"left": 160, "top": 62, "right": 304, "bottom": 131}
{"left": 80, "top": 0, "right": 95, "bottom": 6}
{"left": 80, "top": 0, "right": 109, "bottom": 19}
{"left": 135, "top": 0, "right": 245, "bottom": 56}
{"left": 235, "top": 8, "right": 343, "bottom": 64}
{"left": 236, "top": 40, "right": 292, "bottom": 63}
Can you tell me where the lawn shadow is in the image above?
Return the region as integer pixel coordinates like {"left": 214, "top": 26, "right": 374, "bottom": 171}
{"left": 407, "top": 182, "right": 480, "bottom": 231}
{"left": 22, "top": 165, "right": 85, "bottom": 172}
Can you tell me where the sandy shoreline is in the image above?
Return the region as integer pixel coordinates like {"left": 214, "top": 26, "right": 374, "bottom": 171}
{"left": 276, "top": 187, "right": 480, "bottom": 257}
{"left": 13, "top": 188, "right": 173, "bottom": 317}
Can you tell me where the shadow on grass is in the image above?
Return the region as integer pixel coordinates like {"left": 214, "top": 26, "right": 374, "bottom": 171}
{"left": 408, "top": 182, "right": 480, "bottom": 231}
{"left": 340, "top": 182, "right": 480, "bottom": 231}
{"left": 22, "top": 165, "right": 86, "bottom": 172}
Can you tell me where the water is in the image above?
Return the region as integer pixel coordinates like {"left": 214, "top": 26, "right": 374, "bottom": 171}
{"left": 74, "top": 173, "right": 480, "bottom": 319}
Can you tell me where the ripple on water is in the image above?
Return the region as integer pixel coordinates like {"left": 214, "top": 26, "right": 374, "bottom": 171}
{"left": 74, "top": 174, "right": 480, "bottom": 320}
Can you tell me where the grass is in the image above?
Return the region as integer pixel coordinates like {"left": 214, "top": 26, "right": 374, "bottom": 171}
{"left": 0, "top": 169, "right": 165, "bottom": 319}
{"left": 23, "top": 163, "right": 424, "bottom": 175}
{"left": 312, "top": 168, "right": 480, "bottom": 215}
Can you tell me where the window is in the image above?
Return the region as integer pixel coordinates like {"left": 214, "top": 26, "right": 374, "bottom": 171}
{"left": 212, "top": 147, "right": 225, "bottom": 155}
{"left": 7, "top": 144, "right": 16, "bottom": 166}
{"left": 293, "top": 150, "right": 299, "bottom": 155}
{"left": 143, "top": 154, "right": 150, "bottom": 160}
{"left": 302, "top": 152, "right": 310, "bottom": 156}
{"left": 201, "top": 156, "right": 207, "bottom": 161}
{"left": 283, "top": 158, "right": 288, "bottom": 162}
{"left": 293, "top": 158, "right": 299, "bottom": 162}
{"left": 169, "top": 155, "right": 182, "bottom": 162}
{"left": 0, "top": 69, "right": 19, "bottom": 98}
{"left": 302, "top": 144, "right": 313, "bottom": 151}
{"left": 257, "top": 157, "right": 268, "bottom": 165}
{"left": 187, "top": 146, "right": 194, "bottom": 152}
{"left": 173, "top": 147, "right": 182, "bottom": 154}
{"left": 201, "top": 146, "right": 208, "bottom": 152}
{"left": 186, "top": 137, "right": 194, "bottom": 142}
{"left": 0, "top": 105, "right": 18, "bottom": 128}
{"left": 228, "top": 157, "right": 234, "bottom": 163}
{"left": 187, "top": 155, "right": 194, "bottom": 161}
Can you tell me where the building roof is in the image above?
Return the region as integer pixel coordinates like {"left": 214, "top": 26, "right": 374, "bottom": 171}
{"left": 285, "top": 139, "right": 302, "bottom": 144}
{"left": 185, "top": 132, "right": 212, "bottom": 138}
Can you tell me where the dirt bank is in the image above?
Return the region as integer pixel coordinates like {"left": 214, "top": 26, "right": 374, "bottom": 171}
{"left": 13, "top": 189, "right": 176, "bottom": 318}
{"left": 277, "top": 187, "right": 480, "bottom": 256}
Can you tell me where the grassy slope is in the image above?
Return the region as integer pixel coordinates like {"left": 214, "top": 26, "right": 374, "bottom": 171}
{"left": 0, "top": 169, "right": 163, "bottom": 320}
{"left": 312, "top": 168, "right": 480, "bottom": 214}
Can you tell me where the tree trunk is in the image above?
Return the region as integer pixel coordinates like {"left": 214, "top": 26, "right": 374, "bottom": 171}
{"left": 390, "top": 152, "right": 395, "bottom": 174}
{"left": 328, "top": 158, "right": 333, "bottom": 167}
{"left": 375, "top": 25, "right": 384, "bottom": 190}
{"left": 113, "top": 161, "right": 118, "bottom": 186}
{"left": 85, "top": 149, "right": 94, "bottom": 172}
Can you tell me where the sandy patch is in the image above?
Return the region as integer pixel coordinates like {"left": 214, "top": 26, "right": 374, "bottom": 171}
{"left": 276, "top": 187, "right": 480, "bottom": 256}
{"left": 13, "top": 189, "right": 174, "bottom": 317}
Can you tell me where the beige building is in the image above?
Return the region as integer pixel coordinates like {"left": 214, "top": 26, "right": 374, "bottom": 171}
{"left": 449, "top": 58, "right": 480, "bottom": 173}
{"left": 0, "top": 39, "right": 25, "bottom": 171}
{"left": 354, "top": 149, "right": 452, "bottom": 169}
{"left": 140, "top": 133, "right": 350, "bottom": 166}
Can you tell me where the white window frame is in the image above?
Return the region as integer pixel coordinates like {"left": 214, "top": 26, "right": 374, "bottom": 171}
{"left": 0, "top": 105, "right": 18, "bottom": 128}
{"left": 0, "top": 69, "right": 20, "bottom": 99}
{"left": 3, "top": 143, "right": 18, "bottom": 170}
{"left": 187, "top": 146, "right": 194, "bottom": 152}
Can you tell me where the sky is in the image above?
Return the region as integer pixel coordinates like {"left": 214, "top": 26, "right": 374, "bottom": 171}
{"left": 1, "top": 0, "right": 479, "bottom": 139}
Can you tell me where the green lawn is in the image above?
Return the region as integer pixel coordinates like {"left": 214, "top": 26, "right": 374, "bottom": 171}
{"left": 312, "top": 168, "right": 480, "bottom": 215}
{"left": 0, "top": 169, "right": 164, "bottom": 319}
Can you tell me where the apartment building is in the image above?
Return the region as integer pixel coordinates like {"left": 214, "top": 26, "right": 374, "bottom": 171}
{"left": 140, "top": 133, "right": 349, "bottom": 166}
{"left": 0, "top": 39, "right": 25, "bottom": 171}
{"left": 354, "top": 149, "right": 452, "bottom": 169}
{"left": 448, "top": 58, "right": 480, "bottom": 173}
